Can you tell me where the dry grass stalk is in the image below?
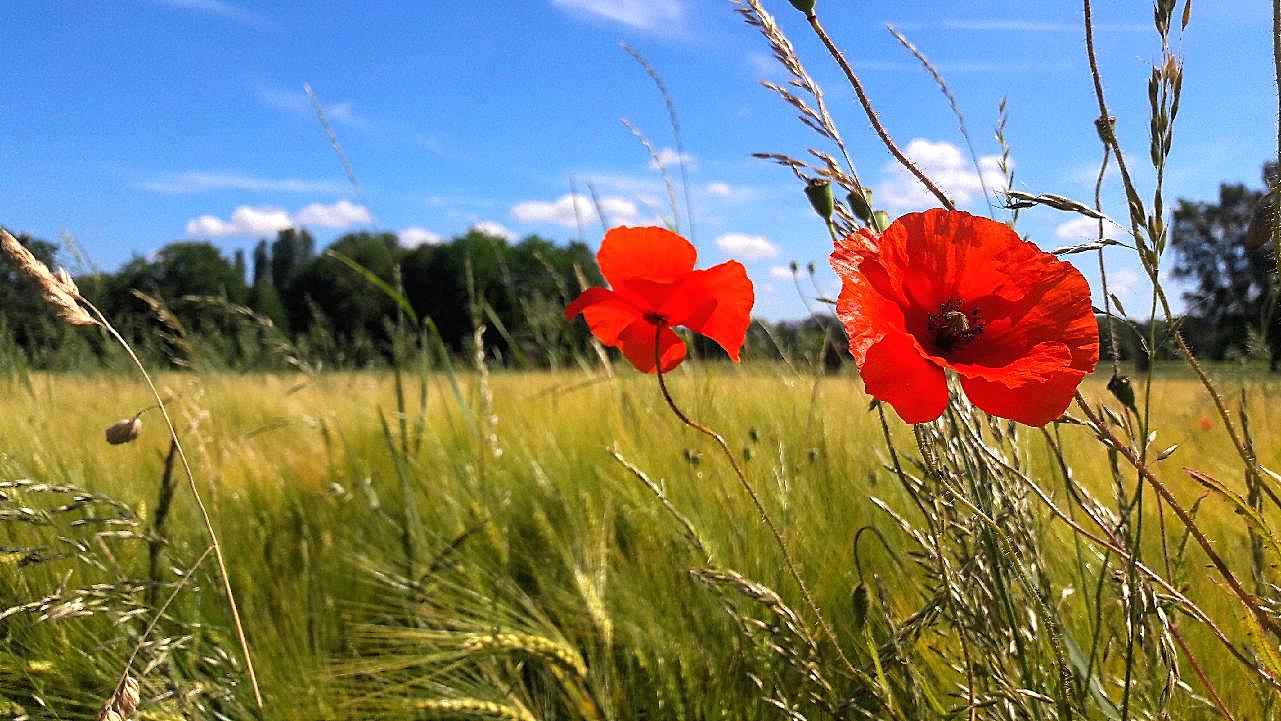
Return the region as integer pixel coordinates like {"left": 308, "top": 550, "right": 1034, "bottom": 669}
{"left": 0, "top": 227, "right": 97, "bottom": 326}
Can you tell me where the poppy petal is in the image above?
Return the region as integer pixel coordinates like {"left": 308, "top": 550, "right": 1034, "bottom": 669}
{"left": 663, "top": 260, "right": 754, "bottom": 362}
{"left": 833, "top": 255, "right": 908, "bottom": 365}
{"left": 617, "top": 318, "right": 687, "bottom": 373}
{"left": 959, "top": 368, "right": 1085, "bottom": 426}
{"left": 564, "top": 287, "right": 641, "bottom": 344}
{"left": 951, "top": 341, "right": 1082, "bottom": 425}
{"left": 597, "top": 226, "right": 698, "bottom": 287}
{"left": 861, "top": 332, "right": 949, "bottom": 423}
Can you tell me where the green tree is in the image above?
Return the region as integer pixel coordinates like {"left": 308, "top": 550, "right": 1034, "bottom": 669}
{"left": 1170, "top": 162, "right": 1281, "bottom": 369}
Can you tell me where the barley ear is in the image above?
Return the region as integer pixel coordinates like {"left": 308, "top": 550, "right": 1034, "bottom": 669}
{"left": 0, "top": 227, "right": 98, "bottom": 327}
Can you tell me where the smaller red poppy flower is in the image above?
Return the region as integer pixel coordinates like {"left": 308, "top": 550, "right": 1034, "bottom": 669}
{"left": 830, "top": 209, "right": 1099, "bottom": 426}
{"left": 565, "top": 226, "right": 754, "bottom": 373}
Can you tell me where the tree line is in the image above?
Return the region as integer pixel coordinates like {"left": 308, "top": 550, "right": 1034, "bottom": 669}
{"left": 2, "top": 163, "right": 1278, "bottom": 373}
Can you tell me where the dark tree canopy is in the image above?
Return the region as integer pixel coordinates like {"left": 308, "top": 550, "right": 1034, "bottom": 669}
{"left": 1170, "top": 162, "right": 1280, "bottom": 369}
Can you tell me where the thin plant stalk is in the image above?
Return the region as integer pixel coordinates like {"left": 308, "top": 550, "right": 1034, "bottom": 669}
{"left": 650, "top": 324, "right": 881, "bottom": 704}
{"left": 802, "top": 9, "right": 954, "bottom": 211}
{"left": 83, "top": 300, "right": 266, "bottom": 716}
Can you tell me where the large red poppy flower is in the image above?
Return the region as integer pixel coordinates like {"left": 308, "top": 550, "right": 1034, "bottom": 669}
{"left": 565, "top": 226, "right": 754, "bottom": 373}
{"left": 830, "top": 209, "right": 1098, "bottom": 426}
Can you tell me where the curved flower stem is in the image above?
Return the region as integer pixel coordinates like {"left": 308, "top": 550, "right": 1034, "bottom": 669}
{"left": 804, "top": 10, "right": 955, "bottom": 211}
{"left": 650, "top": 325, "right": 867, "bottom": 689}
{"left": 84, "top": 301, "right": 265, "bottom": 717}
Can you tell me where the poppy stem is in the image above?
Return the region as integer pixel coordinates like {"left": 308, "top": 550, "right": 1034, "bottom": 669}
{"left": 650, "top": 325, "right": 868, "bottom": 690}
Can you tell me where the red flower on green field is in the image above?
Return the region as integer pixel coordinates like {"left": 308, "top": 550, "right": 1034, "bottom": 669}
{"left": 830, "top": 209, "right": 1098, "bottom": 426}
{"left": 565, "top": 226, "right": 754, "bottom": 373}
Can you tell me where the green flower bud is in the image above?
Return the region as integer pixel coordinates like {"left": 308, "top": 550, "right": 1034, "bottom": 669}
{"left": 872, "top": 211, "right": 891, "bottom": 233}
{"left": 788, "top": 0, "right": 816, "bottom": 14}
{"left": 1107, "top": 372, "right": 1137, "bottom": 414}
{"left": 846, "top": 188, "right": 875, "bottom": 225}
{"left": 805, "top": 178, "right": 834, "bottom": 221}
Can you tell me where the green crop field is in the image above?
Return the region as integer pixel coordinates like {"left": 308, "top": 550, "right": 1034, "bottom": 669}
{"left": 3, "top": 366, "right": 1278, "bottom": 719}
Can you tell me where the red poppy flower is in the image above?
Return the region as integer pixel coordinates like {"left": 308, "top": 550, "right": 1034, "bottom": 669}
{"left": 565, "top": 226, "right": 754, "bottom": 373}
{"left": 830, "top": 209, "right": 1098, "bottom": 426}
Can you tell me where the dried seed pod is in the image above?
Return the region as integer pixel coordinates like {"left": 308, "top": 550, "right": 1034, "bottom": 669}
{"left": 105, "top": 417, "right": 142, "bottom": 445}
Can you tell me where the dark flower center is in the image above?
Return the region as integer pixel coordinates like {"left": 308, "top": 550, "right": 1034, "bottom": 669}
{"left": 927, "top": 298, "right": 985, "bottom": 355}
{"left": 643, "top": 312, "right": 667, "bottom": 326}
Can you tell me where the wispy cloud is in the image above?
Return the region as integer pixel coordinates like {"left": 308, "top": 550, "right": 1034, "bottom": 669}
{"left": 256, "top": 87, "right": 370, "bottom": 129}
{"left": 148, "top": 0, "right": 270, "bottom": 28}
{"left": 552, "top": 0, "right": 685, "bottom": 34}
{"left": 185, "top": 200, "right": 371, "bottom": 238}
{"left": 137, "top": 171, "right": 346, "bottom": 195}
{"left": 512, "top": 193, "right": 643, "bottom": 228}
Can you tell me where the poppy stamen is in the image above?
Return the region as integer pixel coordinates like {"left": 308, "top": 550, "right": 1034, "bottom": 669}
{"left": 928, "top": 298, "right": 985, "bottom": 354}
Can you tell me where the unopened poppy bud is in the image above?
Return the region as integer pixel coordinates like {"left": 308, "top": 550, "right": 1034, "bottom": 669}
{"left": 806, "top": 262, "right": 816, "bottom": 275}
{"left": 846, "top": 188, "right": 874, "bottom": 225}
{"left": 788, "top": 0, "right": 816, "bottom": 14}
{"left": 105, "top": 417, "right": 142, "bottom": 445}
{"left": 789, "top": 260, "right": 799, "bottom": 274}
{"left": 1106, "top": 373, "right": 1137, "bottom": 413}
{"left": 871, "top": 211, "right": 891, "bottom": 233}
{"left": 805, "top": 178, "right": 834, "bottom": 221}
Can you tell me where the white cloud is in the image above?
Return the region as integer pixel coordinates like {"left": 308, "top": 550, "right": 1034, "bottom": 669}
{"left": 706, "top": 182, "right": 733, "bottom": 198}
{"left": 185, "top": 201, "right": 371, "bottom": 238}
{"left": 648, "top": 147, "right": 697, "bottom": 171}
{"left": 471, "top": 220, "right": 516, "bottom": 241}
{"left": 186, "top": 205, "right": 294, "bottom": 237}
{"left": 137, "top": 171, "right": 345, "bottom": 194}
{"left": 399, "top": 227, "right": 443, "bottom": 248}
{"left": 1055, "top": 215, "right": 1122, "bottom": 241}
{"left": 769, "top": 265, "right": 797, "bottom": 280}
{"left": 876, "top": 138, "right": 1007, "bottom": 211}
{"left": 552, "top": 0, "right": 684, "bottom": 32}
{"left": 511, "top": 193, "right": 641, "bottom": 228}
{"left": 715, "top": 232, "right": 779, "bottom": 261}
{"left": 295, "top": 199, "right": 372, "bottom": 228}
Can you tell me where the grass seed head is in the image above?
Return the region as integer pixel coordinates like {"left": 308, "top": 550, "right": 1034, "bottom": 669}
{"left": 0, "top": 227, "right": 98, "bottom": 327}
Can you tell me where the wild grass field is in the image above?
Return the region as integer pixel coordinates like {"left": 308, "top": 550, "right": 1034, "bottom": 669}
{"left": 2, "top": 364, "right": 1278, "bottom": 719}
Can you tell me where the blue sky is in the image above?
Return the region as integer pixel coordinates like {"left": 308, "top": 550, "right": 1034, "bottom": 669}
{"left": 1, "top": 0, "right": 1273, "bottom": 319}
